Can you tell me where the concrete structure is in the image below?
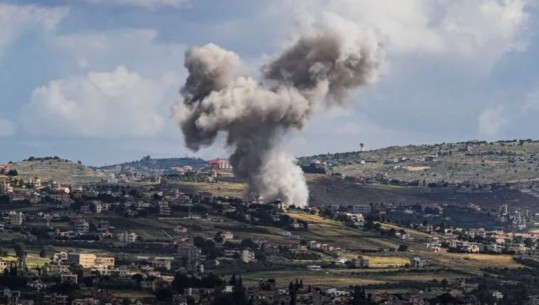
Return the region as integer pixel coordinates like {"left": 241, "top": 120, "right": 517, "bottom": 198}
{"left": 241, "top": 250, "right": 255, "bottom": 263}
{"left": 177, "top": 243, "right": 200, "bottom": 272}
{"left": 0, "top": 260, "right": 8, "bottom": 273}
{"left": 48, "top": 264, "right": 71, "bottom": 275}
{"left": 117, "top": 231, "right": 138, "bottom": 243}
{"left": 410, "top": 257, "right": 428, "bottom": 268}
{"left": 10, "top": 212, "right": 23, "bottom": 226}
{"left": 60, "top": 274, "right": 78, "bottom": 284}
{"left": 208, "top": 159, "right": 232, "bottom": 170}
{"left": 67, "top": 253, "right": 97, "bottom": 269}
{"left": 355, "top": 256, "right": 370, "bottom": 268}
{"left": 74, "top": 219, "right": 89, "bottom": 234}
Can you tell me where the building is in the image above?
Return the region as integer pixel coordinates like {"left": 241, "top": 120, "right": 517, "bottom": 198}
{"left": 94, "top": 257, "right": 115, "bottom": 268}
{"left": 67, "top": 253, "right": 97, "bottom": 269}
{"left": 10, "top": 212, "right": 23, "bottom": 226}
{"left": 1, "top": 182, "right": 13, "bottom": 193}
{"left": 306, "top": 265, "right": 322, "bottom": 271}
{"left": 73, "top": 219, "right": 89, "bottom": 234}
{"left": 208, "top": 159, "right": 232, "bottom": 170}
{"left": 137, "top": 256, "right": 174, "bottom": 271}
{"left": 355, "top": 256, "right": 370, "bottom": 268}
{"left": 410, "top": 257, "right": 428, "bottom": 268}
{"left": 43, "top": 293, "right": 69, "bottom": 305}
{"left": 117, "top": 231, "right": 138, "bottom": 243}
{"left": 353, "top": 205, "right": 371, "bottom": 214}
{"left": 159, "top": 202, "right": 171, "bottom": 216}
{"left": 48, "top": 264, "right": 71, "bottom": 275}
{"left": 222, "top": 231, "right": 234, "bottom": 240}
{"left": 241, "top": 250, "right": 256, "bottom": 263}
{"left": 96, "top": 220, "right": 110, "bottom": 231}
{"left": 60, "top": 274, "right": 78, "bottom": 284}
{"left": 0, "top": 260, "right": 9, "bottom": 273}
{"left": 177, "top": 242, "right": 201, "bottom": 272}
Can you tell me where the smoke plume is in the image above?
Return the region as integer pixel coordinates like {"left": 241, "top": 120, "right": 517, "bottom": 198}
{"left": 172, "top": 19, "right": 384, "bottom": 207}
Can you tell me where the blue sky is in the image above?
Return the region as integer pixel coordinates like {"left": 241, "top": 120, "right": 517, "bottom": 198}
{"left": 0, "top": 0, "right": 538, "bottom": 165}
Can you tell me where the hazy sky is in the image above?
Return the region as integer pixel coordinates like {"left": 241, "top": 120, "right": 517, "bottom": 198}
{"left": 0, "top": 0, "right": 538, "bottom": 165}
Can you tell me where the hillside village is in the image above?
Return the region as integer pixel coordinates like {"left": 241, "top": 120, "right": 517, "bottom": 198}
{"left": 2, "top": 143, "right": 539, "bottom": 304}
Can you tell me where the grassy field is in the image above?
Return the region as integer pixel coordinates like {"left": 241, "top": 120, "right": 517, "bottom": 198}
{"left": 2, "top": 252, "right": 50, "bottom": 268}
{"left": 168, "top": 181, "right": 245, "bottom": 197}
{"left": 365, "top": 256, "right": 410, "bottom": 268}
{"left": 241, "top": 268, "right": 466, "bottom": 288}
{"left": 12, "top": 159, "right": 106, "bottom": 184}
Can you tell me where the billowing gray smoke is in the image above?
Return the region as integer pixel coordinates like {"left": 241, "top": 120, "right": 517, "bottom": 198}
{"left": 172, "top": 22, "right": 384, "bottom": 208}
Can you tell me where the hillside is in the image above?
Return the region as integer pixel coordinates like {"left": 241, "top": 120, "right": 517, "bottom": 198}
{"left": 98, "top": 156, "right": 208, "bottom": 176}
{"left": 11, "top": 157, "right": 107, "bottom": 184}
{"left": 301, "top": 139, "right": 539, "bottom": 185}
{"left": 305, "top": 174, "right": 539, "bottom": 211}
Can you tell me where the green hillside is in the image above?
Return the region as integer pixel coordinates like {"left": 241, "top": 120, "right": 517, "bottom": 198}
{"left": 11, "top": 157, "right": 108, "bottom": 184}
{"left": 302, "top": 139, "right": 539, "bottom": 185}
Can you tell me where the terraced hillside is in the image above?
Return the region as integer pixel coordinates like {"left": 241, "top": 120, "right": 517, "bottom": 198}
{"left": 306, "top": 174, "right": 539, "bottom": 210}
{"left": 302, "top": 139, "right": 539, "bottom": 185}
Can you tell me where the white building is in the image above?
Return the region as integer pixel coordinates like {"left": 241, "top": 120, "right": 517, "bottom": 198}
{"left": 241, "top": 250, "right": 255, "bottom": 263}
{"left": 117, "top": 231, "right": 138, "bottom": 243}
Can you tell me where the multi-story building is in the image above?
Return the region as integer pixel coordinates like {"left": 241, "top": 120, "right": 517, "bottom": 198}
{"left": 177, "top": 242, "right": 201, "bottom": 271}
{"left": 67, "top": 253, "right": 97, "bottom": 269}
{"left": 48, "top": 263, "right": 71, "bottom": 275}
{"left": 74, "top": 219, "right": 89, "bottom": 234}
{"left": 94, "top": 257, "right": 115, "bottom": 269}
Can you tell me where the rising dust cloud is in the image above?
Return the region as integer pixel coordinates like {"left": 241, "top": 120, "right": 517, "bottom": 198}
{"left": 172, "top": 16, "right": 385, "bottom": 207}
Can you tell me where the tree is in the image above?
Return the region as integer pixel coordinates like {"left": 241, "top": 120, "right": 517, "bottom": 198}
{"left": 397, "top": 244, "right": 408, "bottom": 252}
{"left": 14, "top": 243, "right": 25, "bottom": 258}
{"left": 39, "top": 248, "right": 47, "bottom": 258}
{"left": 7, "top": 169, "right": 18, "bottom": 176}
{"left": 524, "top": 238, "right": 535, "bottom": 248}
{"left": 441, "top": 279, "right": 448, "bottom": 288}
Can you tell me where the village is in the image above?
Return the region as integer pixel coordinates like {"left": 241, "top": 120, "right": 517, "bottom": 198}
{"left": 0, "top": 159, "right": 539, "bottom": 305}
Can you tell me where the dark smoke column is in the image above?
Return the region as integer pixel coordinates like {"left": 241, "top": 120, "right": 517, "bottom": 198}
{"left": 172, "top": 24, "right": 384, "bottom": 208}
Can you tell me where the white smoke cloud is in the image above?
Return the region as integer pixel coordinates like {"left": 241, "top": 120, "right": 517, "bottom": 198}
{"left": 23, "top": 66, "right": 175, "bottom": 138}
{"left": 279, "top": 0, "right": 530, "bottom": 68}
{"left": 173, "top": 16, "right": 385, "bottom": 207}
{"left": 478, "top": 105, "right": 508, "bottom": 136}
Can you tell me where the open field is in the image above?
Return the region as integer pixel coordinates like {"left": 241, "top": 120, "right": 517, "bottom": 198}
{"left": 168, "top": 181, "right": 245, "bottom": 197}
{"left": 2, "top": 253, "right": 50, "bottom": 268}
{"left": 12, "top": 159, "right": 106, "bottom": 184}
{"left": 241, "top": 269, "right": 466, "bottom": 288}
